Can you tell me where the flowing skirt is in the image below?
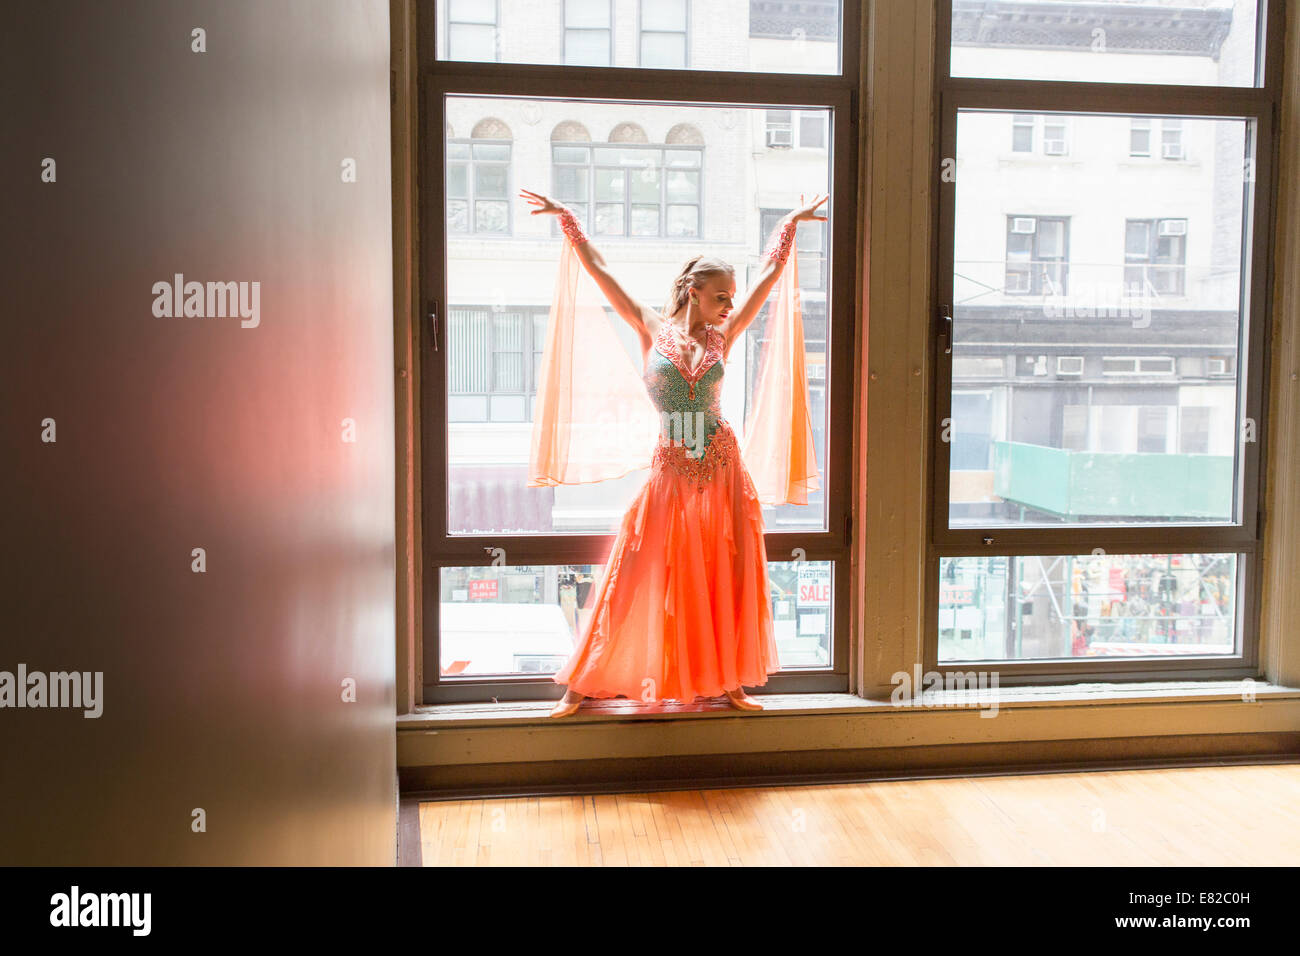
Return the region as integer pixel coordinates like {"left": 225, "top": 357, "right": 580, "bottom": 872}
{"left": 554, "top": 423, "right": 781, "bottom": 701}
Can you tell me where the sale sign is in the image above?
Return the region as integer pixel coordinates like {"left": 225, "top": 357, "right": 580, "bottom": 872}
{"left": 797, "top": 567, "right": 830, "bottom": 607}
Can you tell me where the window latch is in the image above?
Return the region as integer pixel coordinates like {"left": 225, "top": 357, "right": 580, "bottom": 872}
{"left": 937, "top": 305, "right": 952, "bottom": 355}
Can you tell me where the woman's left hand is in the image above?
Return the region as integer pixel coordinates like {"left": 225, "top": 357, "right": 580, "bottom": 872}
{"left": 791, "top": 193, "right": 829, "bottom": 223}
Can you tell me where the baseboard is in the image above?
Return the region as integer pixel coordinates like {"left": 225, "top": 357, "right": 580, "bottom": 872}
{"left": 400, "top": 731, "right": 1300, "bottom": 799}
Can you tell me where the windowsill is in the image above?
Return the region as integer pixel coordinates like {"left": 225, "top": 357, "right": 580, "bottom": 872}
{"left": 399, "top": 679, "right": 1300, "bottom": 729}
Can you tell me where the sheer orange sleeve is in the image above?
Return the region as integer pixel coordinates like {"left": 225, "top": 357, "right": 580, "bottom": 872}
{"left": 527, "top": 236, "right": 659, "bottom": 487}
{"left": 738, "top": 236, "right": 822, "bottom": 506}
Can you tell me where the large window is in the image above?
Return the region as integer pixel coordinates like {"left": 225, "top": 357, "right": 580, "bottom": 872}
{"left": 422, "top": 2, "right": 858, "bottom": 703}
{"left": 934, "top": 0, "right": 1280, "bottom": 680}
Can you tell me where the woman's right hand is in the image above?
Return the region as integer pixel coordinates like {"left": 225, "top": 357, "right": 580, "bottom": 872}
{"left": 790, "top": 192, "right": 829, "bottom": 223}
{"left": 520, "top": 188, "right": 565, "bottom": 216}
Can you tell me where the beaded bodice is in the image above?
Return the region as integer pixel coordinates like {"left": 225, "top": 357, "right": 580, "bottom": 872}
{"left": 644, "top": 322, "right": 726, "bottom": 448}
{"left": 644, "top": 322, "right": 745, "bottom": 491}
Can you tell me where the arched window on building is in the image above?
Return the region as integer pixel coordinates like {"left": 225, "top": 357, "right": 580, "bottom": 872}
{"left": 447, "top": 117, "right": 512, "bottom": 235}
{"left": 551, "top": 120, "right": 703, "bottom": 238}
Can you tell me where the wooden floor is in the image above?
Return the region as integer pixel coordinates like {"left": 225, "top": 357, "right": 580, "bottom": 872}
{"left": 415, "top": 763, "right": 1300, "bottom": 866}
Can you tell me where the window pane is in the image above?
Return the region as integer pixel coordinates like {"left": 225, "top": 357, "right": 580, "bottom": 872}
{"left": 448, "top": 22, "right": 495, "bottom": 62}
{"left": 593, "top": 168, "right": 624, "bottom": 201}
{"left": 630, "top": 204, "right": 660, "bottom": 235}
{"left": 472, "top": 142, "right": 510, "bottom": 160}
{"left": 445, "top": 96, "right": 832, "bottom": 535}
{"left": 474, "top": 164, "right": 507, "bottom": 197}
{"left": 665, "top": 204, "right": 698, "bottom": 236}
{"left": 448, "top": 309, "right": 491, "bottom": 391}
{"left": 554, "top": 165, "right": 589, "bottom": 200}
{"left": 795, "top": 219, "right": 822, "bottom": 252}
{"left": 565, "top": 29, "right": 610, "bottom": 66}
{"left": 437, "top": 0, "right": 843, "bottom": 73}
{"left": 950, "top": 110, "right": 1252, "bottom": 529}
{"left": 938, "top": 554, "right": 1238, "bottom": 662}
{"left": 493, "top": 351, "right": 524, "bottom": 392}
{"left": 799, "top": 111, "right": 825, "bottom": 148}
{"left": 641, "top": 32, "right": 687, "bottom": 68}
{"left": 552, "top": 145, "right": 590, "bottom": 164}
{"left": 950, "top": 0, "right": 1260, "bottom": 87}
{"left": 594, "top": 202, "right": 624, "bottom": 234}
{"left": 449, "top": 0, "right": 495, "bottom": 23}
{"left": 665, "top": 168, "right": 699, "bottom": 202}
{"left": 642, "top": 0, "right": 687, "bottom": 31}
{"left": 475, "top": 200, "right": 508, "bottom": 233}
{"left": 629, "top": 166, "right": 661, "bottom": 202}
{"left": 1130, "top": 121, "right": 1151, "bottom": 156}
{"left": 447, "top": 199, "right": 469, "bottom": 232}
{"left": 565, "top": 0, "right": 610, "bottom": 28}
{"left": 440, "top": 559, "right": 833, "bottom": 676}
{"left": 446, "top": 163, "right": 468, "bottom": 197}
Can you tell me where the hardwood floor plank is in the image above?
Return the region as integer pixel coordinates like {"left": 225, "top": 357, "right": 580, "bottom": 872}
{"left": 417, "top": 764, "right": 1300, "bottom": 866}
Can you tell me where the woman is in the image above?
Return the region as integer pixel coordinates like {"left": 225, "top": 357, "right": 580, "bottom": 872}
{"left": 519, "top": 187, "right": 827, "bottom": 718}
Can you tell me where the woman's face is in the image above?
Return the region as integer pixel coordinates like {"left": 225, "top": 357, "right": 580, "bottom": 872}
{"left": 693, "top": 273, "right": 736, "bottom": 325}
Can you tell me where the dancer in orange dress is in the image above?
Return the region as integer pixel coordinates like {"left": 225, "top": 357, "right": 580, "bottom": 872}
{"left": 519, "top": 188, "right": 825, "bottom": 718}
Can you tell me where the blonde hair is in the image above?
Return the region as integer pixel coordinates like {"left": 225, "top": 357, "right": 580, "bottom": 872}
{"left": 663, "top": 255, "right": 734, "bottom": 318}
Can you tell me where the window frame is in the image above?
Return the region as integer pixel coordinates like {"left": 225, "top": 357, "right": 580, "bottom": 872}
{"left": 417, "top": 4, "right": 862, "bottom": 704}
{"left": 928, "top": 0, "right": 1284, "bottom": 684}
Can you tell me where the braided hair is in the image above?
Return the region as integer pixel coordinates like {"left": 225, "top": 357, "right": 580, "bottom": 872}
{"left": 663, "top": 254, "right": 735, "bottom": 318}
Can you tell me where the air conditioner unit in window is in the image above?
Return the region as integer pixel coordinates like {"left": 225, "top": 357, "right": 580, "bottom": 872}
{"left": 1162, "top": 143, "right": 1185, "bottom": 160}
{"left": 1207, "top": 357, "right": 1228, "bottom": 375}
{"left": 1139, "top": 357, "right": 1175, "bottom": 374}
{"left": 1056, "top": 356, "right": 1084, "bottom": 375}
{"left": 1010, "top": 217, "right": 1037, "bottom": 234}
{"left": 765, "top": 128, "right": 793, "bottom": 148}
{"left": 1043, "top": 140, "right": 1067, "bottom": 155}
{"left": 1158, "top": 219, "right": 1187, "bottom": 236}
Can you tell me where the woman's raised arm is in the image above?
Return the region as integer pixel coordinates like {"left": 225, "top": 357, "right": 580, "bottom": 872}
{"left": 720, "top": 193, "right": 828, "bottom": 359}
{"left": 520, "top": 188, "right": 658, "bottom": 347}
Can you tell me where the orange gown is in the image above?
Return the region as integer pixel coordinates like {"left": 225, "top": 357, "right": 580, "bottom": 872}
{"left": 529, "top": 228, "right": 819, "bottom": 702}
